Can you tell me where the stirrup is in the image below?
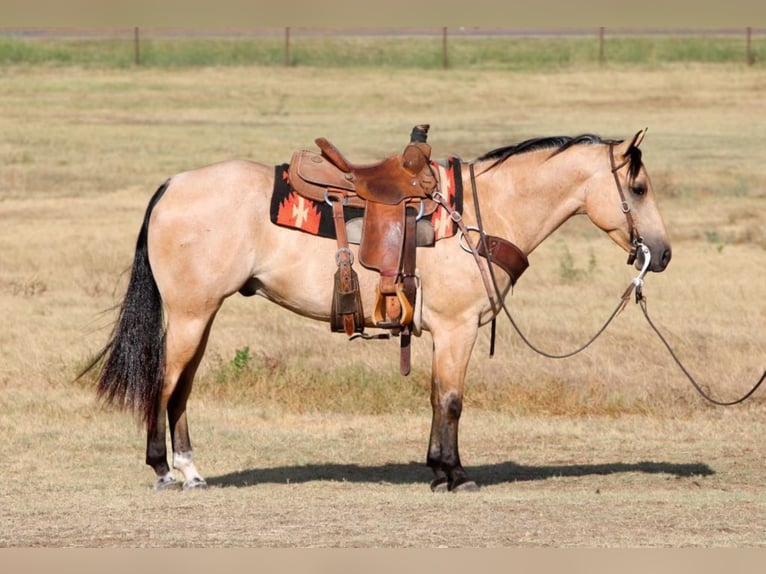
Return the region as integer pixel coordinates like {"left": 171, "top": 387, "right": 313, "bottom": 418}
{"left": 396, "top": 282, "right": 414, "bottom": 326}
{"left": 373, "top": 284, "right": 388, "bottom": 326}
{"left": 372, "top": 282, "right": 414, "bottom": 327}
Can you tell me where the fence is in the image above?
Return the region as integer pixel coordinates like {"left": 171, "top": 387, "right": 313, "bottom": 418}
{"left": 1, "top": 27, "right": 763, "bottom": 68}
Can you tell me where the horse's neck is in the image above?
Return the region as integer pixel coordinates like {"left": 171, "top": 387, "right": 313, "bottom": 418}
{"left": 468, "top": 152, "right": 590, "bottom": 256}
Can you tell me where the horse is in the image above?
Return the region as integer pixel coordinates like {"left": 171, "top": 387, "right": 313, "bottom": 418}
{"left": 86, "top": 129, "right": 671, "bottom": 492}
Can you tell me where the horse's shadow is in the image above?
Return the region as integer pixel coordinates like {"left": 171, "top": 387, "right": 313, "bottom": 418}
{"left": 207, "top": 459, "right": 714, "bottom": 488}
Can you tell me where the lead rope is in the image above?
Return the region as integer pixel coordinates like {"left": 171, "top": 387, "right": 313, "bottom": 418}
{"left": 637, "top": 294, "right": 766, "bottom": 406}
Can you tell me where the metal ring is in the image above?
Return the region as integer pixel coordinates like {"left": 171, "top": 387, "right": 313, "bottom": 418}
{"left": 405, "top": 200, "right": 426, "bottom": 221}
{"left": 325, "top": 190, "right": 348, "bottom": 206}
{"left": 458, "top": 226, "right": 482, "bottom": 254}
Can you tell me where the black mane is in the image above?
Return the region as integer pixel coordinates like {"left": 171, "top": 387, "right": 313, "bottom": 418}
{"left": 476, "top": 134, "right": 627, "bottom": 173}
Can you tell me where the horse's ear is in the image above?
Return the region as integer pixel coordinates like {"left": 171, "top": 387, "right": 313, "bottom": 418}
{"left": 620, "top": 128, "right": 647, "bottom": 178}
{"left": 628, "top": 127, "right": 648, "bottom": 150}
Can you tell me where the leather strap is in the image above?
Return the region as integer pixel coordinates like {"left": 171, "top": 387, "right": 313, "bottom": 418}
{"left": 399, "top": 207, "right": 418, "bottom": 375}
{"left": 330, "top": 192, "right": 359, "bottom": 335}
{"left": 475, "top": 235, "right": 529, "bottom": 286}
{"left": 608, "top": 143, "right": 641, "bottom": 262}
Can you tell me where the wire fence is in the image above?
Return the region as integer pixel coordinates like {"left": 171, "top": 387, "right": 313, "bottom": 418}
{"left": 1, "top": 27, "right": 763, "bottom": 68}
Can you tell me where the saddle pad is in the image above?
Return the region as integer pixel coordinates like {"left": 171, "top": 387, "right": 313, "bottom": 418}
{"left": 269, "top": 158, "right": 463, "bottom": 241}
{"left": 270, "top": 165, "right": 362, "bottom": 237}
{"left": 429, "top": 157, "right": 463, "bottom": 241}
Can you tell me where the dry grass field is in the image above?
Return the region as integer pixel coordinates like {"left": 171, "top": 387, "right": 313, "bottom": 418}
{"left": 1, "top": 62, "right": 765, "bottom": 547}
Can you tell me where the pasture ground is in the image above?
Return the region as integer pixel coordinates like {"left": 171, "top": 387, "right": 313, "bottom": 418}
{"left": 2, "top": 387, "right": 766, "bottom": 546}
{"left": 1, "top": 63, "right": 765, "bottom": 547}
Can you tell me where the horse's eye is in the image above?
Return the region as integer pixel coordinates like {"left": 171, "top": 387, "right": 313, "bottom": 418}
{"left": 631, "top": 183, "right": 647, "bottom": 197}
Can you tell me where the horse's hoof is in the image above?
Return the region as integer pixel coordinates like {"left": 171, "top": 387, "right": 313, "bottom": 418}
{"left": 183, "top": 477, "right": 208, "bottom": 490}
{"left": 154, "top": 475, "right": 180, "bottom": 491}
{"left": 450, "top": 479, "right": 480, "bottom": 493}
{"left": 430, "top": 476, "right": 450, "bottom": 493}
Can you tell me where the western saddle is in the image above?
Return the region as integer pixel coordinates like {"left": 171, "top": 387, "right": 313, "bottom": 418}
{"left": 287, "top": 125, "right": 438, "bottom": 374}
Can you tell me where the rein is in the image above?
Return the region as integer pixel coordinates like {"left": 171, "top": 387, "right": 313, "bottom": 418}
{"left": 460, "top": 149, "right": 766, "bottom": 405}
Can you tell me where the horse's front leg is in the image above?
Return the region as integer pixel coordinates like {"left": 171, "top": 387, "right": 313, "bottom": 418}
{"left": 427, "top": 323, "right": 480, "bottom": 493}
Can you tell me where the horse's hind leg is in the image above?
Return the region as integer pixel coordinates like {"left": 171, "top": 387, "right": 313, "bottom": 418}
{"left": 146, "top": 309, "right": 219, "bottom": 490}
{"left": 146, "top": 413, "right": 175, "bottom": 490}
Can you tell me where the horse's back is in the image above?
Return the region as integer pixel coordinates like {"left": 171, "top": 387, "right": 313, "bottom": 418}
{"left": 169, "top": 159, "right": 274, "bottom": 200}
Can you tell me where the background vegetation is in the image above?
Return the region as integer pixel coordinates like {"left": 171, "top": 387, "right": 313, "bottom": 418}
{"left": 0, "top": 28, "right": 763, "bottom": 69}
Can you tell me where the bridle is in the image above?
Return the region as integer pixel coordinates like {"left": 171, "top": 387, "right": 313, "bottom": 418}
{"left": 608, "top": 142, "right": 644, "bottom": 266}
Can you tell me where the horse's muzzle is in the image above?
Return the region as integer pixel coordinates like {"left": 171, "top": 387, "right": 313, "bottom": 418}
{"left": 635, "top": 242, "right": 671, "bottom": 273}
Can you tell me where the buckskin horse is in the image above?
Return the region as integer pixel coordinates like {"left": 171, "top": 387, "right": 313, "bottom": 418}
{"left": 85, "top": 128, "right": 671, "bottom": 492}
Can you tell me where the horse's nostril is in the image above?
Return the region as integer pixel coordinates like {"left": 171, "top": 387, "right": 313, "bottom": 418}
{"left": 661, "top": 248, "right": 672, "bottom": 268}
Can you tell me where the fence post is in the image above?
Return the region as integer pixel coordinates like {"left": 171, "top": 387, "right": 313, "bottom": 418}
{"left": 599, "top": 26, "right": 605, "bottom": 65}
{"left": 284, "top": 27, "right": 291, "bottom": 67}
{"left": 442, "top": 27, "right": 448, "bottom": 69}
{"left": 134, "top": 26, "right": 140, "bottom": 66}
{"left": 746, "top": 26, "right": 754, "bottom": 65}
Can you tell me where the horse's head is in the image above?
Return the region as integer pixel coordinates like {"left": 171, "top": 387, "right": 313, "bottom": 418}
{"left": 584, "top": 129, "right": 671, "bottom": 273}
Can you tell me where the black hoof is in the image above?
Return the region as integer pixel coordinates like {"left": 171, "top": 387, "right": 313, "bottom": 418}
{"left": 183, "top": 477, "right": 208, "bottom": 490}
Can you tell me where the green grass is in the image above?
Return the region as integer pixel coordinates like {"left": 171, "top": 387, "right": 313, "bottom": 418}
{"left": 602, "top": 36, "right": 758, "bottom": 64}
{"left": 0, "top": 32, "right": 762, "bottom": 69}
{"left": 198, "top": 347, "right": 432, "bottom": 415}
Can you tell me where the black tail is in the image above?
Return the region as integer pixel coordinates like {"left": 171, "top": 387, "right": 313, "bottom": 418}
{"left": 81, "top": 180, "right": 171, "bottom": 432}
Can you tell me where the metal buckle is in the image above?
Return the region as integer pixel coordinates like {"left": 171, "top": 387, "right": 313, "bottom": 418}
{"left": 335, "top": 247, "right": 354, "bottom": 266}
